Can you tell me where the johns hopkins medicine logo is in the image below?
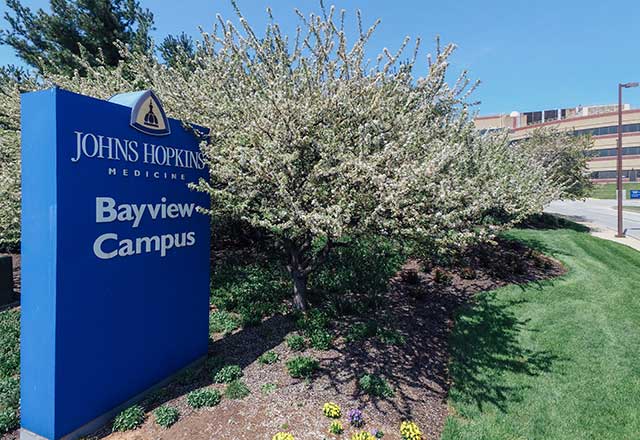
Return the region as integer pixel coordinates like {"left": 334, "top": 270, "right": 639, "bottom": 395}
{"left": 110, "top": 89, "right": 171, "bottom": 136}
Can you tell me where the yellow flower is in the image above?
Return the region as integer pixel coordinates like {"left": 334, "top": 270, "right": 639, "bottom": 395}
{"left": 272, "top": 433, "right": 295, "bottom": 440}
{"left": 400, "top": 421, "right": 423, "bottom": 440}
{"left": 323, "top": 402, "right": 342, "bottom": 418}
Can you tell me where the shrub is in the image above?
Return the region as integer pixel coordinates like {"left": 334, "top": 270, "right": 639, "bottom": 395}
{"left": 0, "top": 408, "right": 18, "bottom": 435}
{"left": 0, "top": 310, "right": 20, "bottom": 378}
{"left": 213, "top": 365, "right": 243, "bottom": 383}
{"left": 272, "top": 433, "right": 295, "bottom": 440}
{"left": 112, "top": 405, "right": 145, "bottom": 432}
{"left": 322, "top": 402, "right": 341, "bottom": 418}
{"left": 348, "top": 408, "right": 365, "bottom": 427}
{"left": 347, "top": 321, "right": 378, "bottom": 342}
{"left": 309, "top": 329, "right": 333, "bottom": 350}
{"left": 296, "top": 309, "right": 330, "bottom": 333}
{"left": 286, "top": 334, "right": 306, "bottom": 351}
{"left": 314, "top": 238, "right": 405, "bottom": 304}
{"left": 225, "top": 380, "right": 250, "bottom": 399}
{"left": 186, "top": 388, "right": 221, "bottom": 408}
{"left": 400, "top": 421, "right": 422, "bottom": 440}
{"left": 209, "top": 310, "right": 241, "bottom": 336}
{"left": 359, "top": 374, "right": 394, "bottom": 398}
{"left": 0, "top": 377, "right": 19, "bottom": 409}
{"left": 286, "top": 356, "right": 319, "bottom": 378}
{"left": 258, "top": 351, "right": 280, "bottom": 365}
{"left": 261, "top": 383, "right": 277, "bottom": 394}
{"left": 154, "top": 405, "right": 179, "bottom": 429}
{"left": 329, "top": 420, "right": 344, "bottom": 434}
{"left": 376, "top": 328, "right": 406, "bottom": 346}
{"left": 211, "top": 263, "right": 289, "bottom": 324}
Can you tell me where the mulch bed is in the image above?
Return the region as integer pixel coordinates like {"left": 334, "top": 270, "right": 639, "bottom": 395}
{"left": 2, "top": 239, "right": 564, "bottom": 440}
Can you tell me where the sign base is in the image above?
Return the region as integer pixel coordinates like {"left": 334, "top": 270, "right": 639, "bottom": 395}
{"left": 20, "top": 355, "right": 205, "bottom": 440}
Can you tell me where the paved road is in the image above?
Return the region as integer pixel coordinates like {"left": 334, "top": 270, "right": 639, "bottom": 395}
{"left": 545, "top": 198, "right": 640, "bottom": 240}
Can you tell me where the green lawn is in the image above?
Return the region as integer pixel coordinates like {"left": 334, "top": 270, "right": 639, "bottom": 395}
{"left": 443, "top": 227, "right": 640, "bottom": 440}
{"left": 590, "top": 182, "right": 640, "bottom": 199}
{"left": 623, "top": 206, "right": 640, "bottom": 213}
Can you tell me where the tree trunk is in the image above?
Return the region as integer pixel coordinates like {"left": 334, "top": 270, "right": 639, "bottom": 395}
{"left": 292, "top": 271, "right": 308, "bottom": 311}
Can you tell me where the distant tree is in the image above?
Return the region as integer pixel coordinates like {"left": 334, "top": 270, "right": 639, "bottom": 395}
{"left": 159, "top": 32, "right": 195, "bottom": 68}
{"left": 0, "top": 0, "right": 154, "bottom": 75}
{"left": 513, "top": 128, "right": 593, "bottom": 199}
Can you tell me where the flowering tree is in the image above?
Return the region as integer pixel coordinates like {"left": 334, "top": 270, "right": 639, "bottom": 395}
{"left": 152, "top": 3, "right": 572, "bottom": 310}
{"left": 0, "top": 3, "right": 588, "bottom": 312}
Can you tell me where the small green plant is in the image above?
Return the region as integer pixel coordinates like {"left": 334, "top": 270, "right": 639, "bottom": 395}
{"left": 433, "top": 267, "right": 452, "bottom": 285}
{"left": 400, "top": 268, "right": 420, "bottom": 285}
{"left": 213, "top": 364, "right": 243, "bottom": 383}
{"left": 209, "top": 310, "right": 241, "bottom": 335}
{"left": 358, "top": 374, "right": 394, "bottom": 398}
{"left": 376, "top": 328, "right": 406, "bottom": 346}
{"left": 261, "top": 382, "right": 278, "bottom": 394}
{"left": 460, "top": 266, "right": 476, "bottom": 280}
{"left": 309, "top": 329, "right": 333, "bottom": 350}
{"left": 347, "top": 321, "right": 378, "bottom": 342}
{"left": 154, "top": 405, "right": 179, "bottom": 428}
{"left": 329, "top": 420, "right": 344, "bottom": 434}
{"left": 112, "top": 405, "right": 145, "bottom": 432}
{"left": 296, "top": 309, "right": 330, "bottom": 333}
{"left": 258, "top": 351, "right": 280, "bottom": 364}
{"left": 225, "top": 380, "right": 250, "bottom": 399}
{"left": 286, "top": 334, "right": 306, "bottom": 351}
{"left": 286, "top": 356, "right": 319, "bottom": 378}
{"left": 186, "top": 388, "right": 222, "bottom": 408}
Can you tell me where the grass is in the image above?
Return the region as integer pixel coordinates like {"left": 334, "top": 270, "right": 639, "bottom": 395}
{"left": 589, "top": 182, "right": 640, "bottom": 199}
{"left": 442, "top": 227, "right": 640, "bottom": 440}
{"left": 622, "top": 205, "right": 640, "bottom": 213}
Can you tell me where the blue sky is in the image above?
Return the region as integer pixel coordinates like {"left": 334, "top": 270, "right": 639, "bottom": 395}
{"left": 1, "top": 0, "right": 639, "bottom": 115}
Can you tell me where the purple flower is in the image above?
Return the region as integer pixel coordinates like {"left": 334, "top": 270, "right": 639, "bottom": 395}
{"left": 347, "top": 408, "right": 364, "bottom": 427}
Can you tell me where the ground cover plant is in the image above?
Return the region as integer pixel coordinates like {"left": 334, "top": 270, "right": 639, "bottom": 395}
{"left": 186, "top": 388, "right": 222, "bottom": 409}
{"left": 153, "top": 405, "right": 179, "bottom": 428}
{"left": 286, "top": 356, "right": 320, "bottom": 379}
{"left": 213, "top": 365, "right": 243, "bottom": 383}
{"left": 112, "top": 405, "right": 145, "bottom": 432}
{"left": 224, "top": 379, "right": 250, "bottom": 399}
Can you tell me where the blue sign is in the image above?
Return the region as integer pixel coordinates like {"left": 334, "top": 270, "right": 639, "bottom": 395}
{"left": 20, "top": 88, "right": 210, "bottom": 440}
{"left": 630, "top": 190, "right": 640, "bottom": 199}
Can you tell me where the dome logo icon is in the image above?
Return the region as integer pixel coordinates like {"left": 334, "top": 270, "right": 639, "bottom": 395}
{"left": 109, "top": 90, "right": 171, "bottom": 136}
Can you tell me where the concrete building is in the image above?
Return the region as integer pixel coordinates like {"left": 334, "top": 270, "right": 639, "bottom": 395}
{"left": 474, "top": 104, "right": 640, "bottom": 182}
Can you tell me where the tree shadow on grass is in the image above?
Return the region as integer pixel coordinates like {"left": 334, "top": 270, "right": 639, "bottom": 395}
{"left": 519, "top": 213, "right": 590, "bottom": 233}
{"left": 447, "top": 293, "right": 557, "bottom": 413}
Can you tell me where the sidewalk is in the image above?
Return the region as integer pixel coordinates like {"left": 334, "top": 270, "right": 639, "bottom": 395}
{"left": 579, "top": 221, "right": 640, "bottom": 252}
